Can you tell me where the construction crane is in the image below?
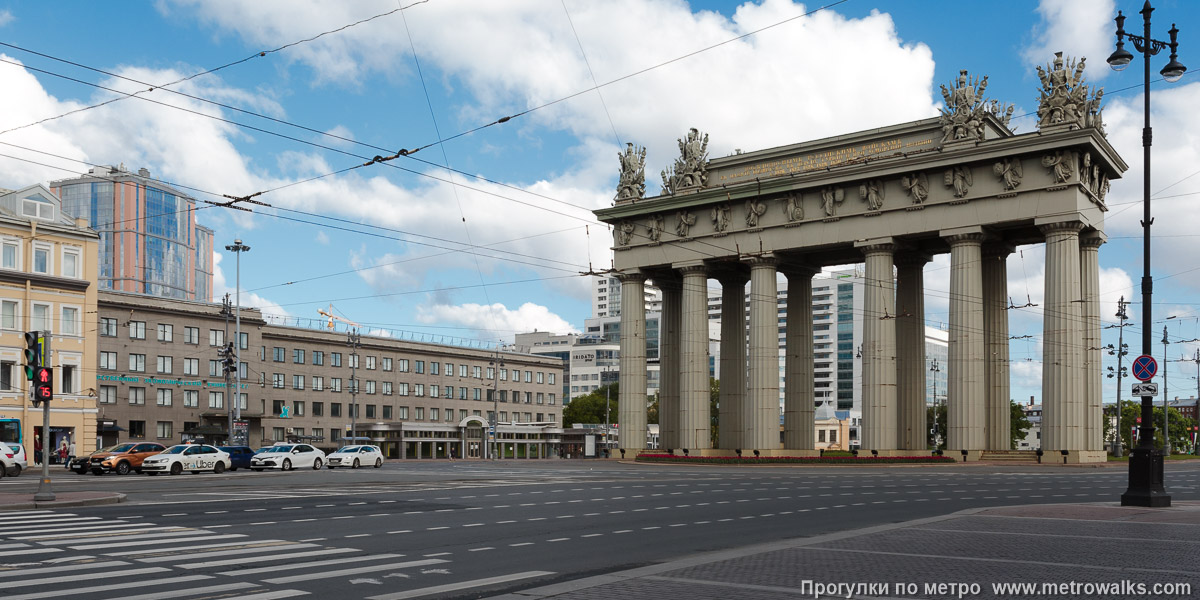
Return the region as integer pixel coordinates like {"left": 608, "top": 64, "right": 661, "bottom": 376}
{"left": 317, "top": 304, "right": 360, "bottom": 331}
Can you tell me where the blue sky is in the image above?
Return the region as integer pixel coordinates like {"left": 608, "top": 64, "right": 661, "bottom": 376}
{"left": 2, "top": 0, "right": 1200, "bottom": 406}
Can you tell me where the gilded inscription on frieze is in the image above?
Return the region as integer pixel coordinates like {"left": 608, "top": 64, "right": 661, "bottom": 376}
{"left": 715, "top": 136, "right": 933, "bottom": 184}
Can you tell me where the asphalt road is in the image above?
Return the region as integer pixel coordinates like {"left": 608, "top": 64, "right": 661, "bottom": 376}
{"left": 1, "top": 460, "right": 1199, "bottom": 600}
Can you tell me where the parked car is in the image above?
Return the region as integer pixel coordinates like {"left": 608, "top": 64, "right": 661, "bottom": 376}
{"left": 326, "top": 445, "right": 384, "bottom": 469}
{"left": 1, "top": 445, "right": 21, "bottom": 477}
{"left": 141, "top": 444, "right": 231, "bottom": 475}
{"left": 70, "top": 442, "right": 167, "bottom": 475}
{"left": 4, "top": 442, "right": 28, "bottom": 472}
{"left": 218, "top": 446, "right": 255, "bottom": 471}
{"left": 250, "top": 443, "right": 324, "bottom": 471}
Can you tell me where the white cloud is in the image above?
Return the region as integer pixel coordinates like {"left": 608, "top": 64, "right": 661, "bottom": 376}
{"left": 0, "top": 10, "right": 14, "bottom": 27}
{"left": 416, "top": 301, "right": 580, "bottom": 341}
{"left": 1024, "top": 0, "right": 1116, "bottom": 81}
{"left": 212, "top": 252, "right": 291, "bottom": 322}
{"left": 315, "top": 230, "right": 330, "bottom": 245}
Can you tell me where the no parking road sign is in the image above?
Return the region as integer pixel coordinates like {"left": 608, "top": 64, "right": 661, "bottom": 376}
{"left": 1132, "top": 355, "right": 1157, "bottom": 382}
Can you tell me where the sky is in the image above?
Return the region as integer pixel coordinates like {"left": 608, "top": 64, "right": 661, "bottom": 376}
{"left": 2, "top": 0, "right": 1200, "bottom": 407}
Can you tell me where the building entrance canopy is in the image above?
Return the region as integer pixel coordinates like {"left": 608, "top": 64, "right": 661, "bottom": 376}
{"left": 596, "top": 58, "right": 1122, "bottom": 463}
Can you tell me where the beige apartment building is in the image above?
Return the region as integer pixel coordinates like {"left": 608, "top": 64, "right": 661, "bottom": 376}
{"left": 95, "top": 291, "right": 565, "bottom": 459}
{"left": 0, "top": 184, "right": 99, "bottom": 461}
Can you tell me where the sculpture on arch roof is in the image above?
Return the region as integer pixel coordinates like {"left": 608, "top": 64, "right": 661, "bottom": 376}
{"left": 858, "top": 179, "right": 885, "bottom": 211}
{"left": 820, "top": 186, "right": 844, "bottom": 217}
{"left": 661, "top": 128, "right": 709, "bottom": 194}
{"left": 784, "top": 193, "right": 803, "bottom": 222}
{"left": 745, "top": 199, "right": 767, "bottom": 227}
{"left": 938, "top": 69, "right": 996, "bottom": 143}
{"left": 1036, "top": 51, "right": 1104, "bottom": 135}
{"left": 647, "top": 214, "right": 664, "bottom": 242}
{"left": 615, "top": 143, "right": 647, "bottom": 201}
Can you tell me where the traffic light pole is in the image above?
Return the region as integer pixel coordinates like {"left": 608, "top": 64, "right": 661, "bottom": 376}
{"left": 33, "top": 332, "right": 54, "bottom": 502}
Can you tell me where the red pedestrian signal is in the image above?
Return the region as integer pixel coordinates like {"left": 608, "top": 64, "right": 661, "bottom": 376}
{"left": 31, "top": 366, "right": 52, "bottom": 407}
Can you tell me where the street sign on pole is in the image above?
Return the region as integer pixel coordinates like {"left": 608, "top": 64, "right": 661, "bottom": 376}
{"left": 1131, "top": 355, "right": 1158, "bottom": 382}
{"left": 1132, "top": 382, "right": 1159, "bottom": 397}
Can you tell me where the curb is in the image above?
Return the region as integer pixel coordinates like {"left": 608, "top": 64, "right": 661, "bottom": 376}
{"left": 0, "top": 493, "right": 126, "bottom": 511}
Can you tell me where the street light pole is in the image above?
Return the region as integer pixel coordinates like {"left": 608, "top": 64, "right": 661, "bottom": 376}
{"left": 1109, "top": 1, "right": 1185, "bottom": 507}
{"left": 929, "top": 359, "right": 941, "bottom": 451}
{"left": 1162, "top": 326, "right": 1170, "bottom": 455}
{"left": 603, "top": 366, "right": 611, "bottom": 457}
{"left": 224, "top": 239, "right": 250, "bottom": 445}
{"left": 347, "top": 329, "right": 360, "bottom": 448}
{"left": 490, "top": 345, "right": 504, "bottom": 460}
{"left": 1110, "top": 297, "right": 1130, "bottom": 457}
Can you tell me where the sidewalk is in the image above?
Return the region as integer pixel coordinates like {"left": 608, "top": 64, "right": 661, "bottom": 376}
{"left": 494, "top": 502, "right": 1200, "bottom": 599}
{"left": 0, "top": 491, "right": 125, "bottom": 510}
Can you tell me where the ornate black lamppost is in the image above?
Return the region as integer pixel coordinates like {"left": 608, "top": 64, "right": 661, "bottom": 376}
{"left": 1108, "top": 1, "right": 1186, "bottom": 507}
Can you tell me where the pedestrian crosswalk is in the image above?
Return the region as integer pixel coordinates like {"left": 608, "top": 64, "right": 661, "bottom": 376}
{"left": 0, "top": 510, "right": 451, "bottom": 600}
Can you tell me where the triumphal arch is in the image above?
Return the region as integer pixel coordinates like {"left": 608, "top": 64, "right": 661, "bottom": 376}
{"left": 595, "top": 55, "right": 1122, "bottom": 463}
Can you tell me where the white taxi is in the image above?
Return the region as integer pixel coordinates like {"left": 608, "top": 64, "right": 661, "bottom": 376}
{"left": 325, "top": 445, "right": 384, "bottom": 469}
{"left": 141, "top": 444, "right": 231, "bottom": 476}
{"left": 250, "top": 443, "right": 325, "bottom": 471}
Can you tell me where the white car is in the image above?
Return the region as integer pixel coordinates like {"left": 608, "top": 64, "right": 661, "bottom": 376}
{"left": 326, "top": 445, "right": 384, "bottom": 469}
{"left": 250, "top": 443, "right": 325, "bottom": 471}
{"left": 5, "top": 442, "right": 28, "bottom": 472}
{"left": 141, "top": 444, "right": 231, "bottom": 475}
{"left": 1, "top": 446, "right": 20, "bottom": 478}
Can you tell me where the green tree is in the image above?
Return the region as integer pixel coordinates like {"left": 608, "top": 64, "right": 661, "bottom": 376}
{"left": 1010, "top": 400, "right": 1032, "bottom": 449}
{"left": 926, "top": 403, "right": 946, "bottom": 450}
{"left": 638, "top": 379, "right": 719, "bottom": 445}
{"left": 562, "top": 382, "right": 617, "bottom": 426}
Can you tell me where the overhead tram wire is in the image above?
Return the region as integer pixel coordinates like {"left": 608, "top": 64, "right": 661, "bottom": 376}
{"left": 561, "top": 0, "right": 623, "bottom": 150}
{"left": 0, "top": 1, "right": 431, "bottom": 139}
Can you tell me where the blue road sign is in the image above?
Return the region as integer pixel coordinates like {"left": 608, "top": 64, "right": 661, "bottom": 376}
{"left": 1132, "top": 355, "right": 1157, "bottom": 382}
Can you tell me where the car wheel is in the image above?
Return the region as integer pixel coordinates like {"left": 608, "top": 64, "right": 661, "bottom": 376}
{"left": 230, "top": 466, "right": 237, "bottom": 471}
{"left": 252, "top": 468, "right": 263, "bottom": 472}
{"left": 74, "top": 469, "right": 87, "bottom": 475}
{"left": 115, "top": 462, "right": 131, "bottom": 476}
{"left": 312, "top": 458, "right": 322, "bottom": 470}
{"left": 10, "top": 465, "right": 19, "bottom": 477}
{"left": 375, "top": 458, "right": 383, "bottom": 468}
{"left": 282, "top": 459, "right": 292, "bottom": 471}
{"left": 134, "top": 468, "right": 142, "bottom": 474}
{"left": 214, "top": 462, "right": 226, "bottom": 474}
{"left": 352, "top": 458, "right": 360, "bottom": 469}
{"left": 170, "top": 463, "right": 183, "bottom": 476}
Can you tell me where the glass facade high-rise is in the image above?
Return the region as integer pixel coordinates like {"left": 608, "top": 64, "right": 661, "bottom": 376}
{"left": 53, "top": 166, "right": 213, "bottom": 301}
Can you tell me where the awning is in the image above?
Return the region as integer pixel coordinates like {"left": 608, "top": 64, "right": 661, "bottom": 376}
{"left": 182, "top": 425, "right": 228, "bottom": 436}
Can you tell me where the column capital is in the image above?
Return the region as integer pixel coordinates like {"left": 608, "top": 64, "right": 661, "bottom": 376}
{"left": 1037, "top": 220, "right": 1085, "bottom": 236}
{"left": 674, "top": 261, "right": 708, "bottom": 276}
{"left": 940, "top": 225, "right": 985, "bottom": 245}
{"left": 779, "top": 263, "right": 820, "bottom": 280}
{"left": 616, "top": 270, "right": 647, "bottom": 284}
{"left": 894, "top": 251, "right": 933, "bottom": 268}
{"left": 854, "top": 236, "right": 896, "bottom": 254}
{"left": 714, "top": 270, "right": 750, "bottom": 287}
{"left": 982, "top": 242, "right": 1016, "bottom": 259}
{"left": 1080, "top": 230, "right": 1107, "bottom": 249}
{"left": 742, "top": 253, "right": 776, "bottom": 268}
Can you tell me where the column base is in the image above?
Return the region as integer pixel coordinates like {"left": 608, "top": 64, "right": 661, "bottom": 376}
{"left": 780, "top": 449, "right": 821, "bottom": 458}
{"left": 860, "top": 449, "right": 931, "bottom": 458}
{"left": 946, "top": 449, "right": 984, "bottom": 462}
{"left": 616, "top": 447, "right": 646, "bottom": 460}
{"left": 1038, "top": 449, "right": 1107, "bottom": 464}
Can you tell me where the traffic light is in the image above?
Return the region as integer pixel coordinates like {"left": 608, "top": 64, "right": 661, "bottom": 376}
{"left": 31, "top": 366, "right": 52, "bottom": 407}
{"left": 23, "top": 331, "right": 42, "bottom": 380}
{"left": 220, "top": 342, "right": 235, "bottom": 375}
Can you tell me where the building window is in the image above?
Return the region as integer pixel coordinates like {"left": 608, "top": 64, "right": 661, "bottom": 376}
{"left": 239, "top": 332, "right": 248, "bottom": 350}
{"left": 294, "top": 401, "right": 305, "bottom": 417}
{"left": 129, "top": 387, "right": 146, "bottom": 405}
{"left": 444, "top": 362, "right": 453, "bottom": 376}
{"left": 431, "top": 362, "right": 439, "bottom": 376}
{"left": 184, "top": 390, "right": 198, "bottom": 408}
{"left": 487, "top": 367, "right": 495, "bottom": 380}
{"left": 366, "top": 405, "right": 376, "bottom": 419}
{"left": 525, "top": 392, "right": 532, "bottom": 404}
{"left": 415, "top": 361, "right": 425, "bottom": 374}
{"left": 127, "top": 320, "right": 146, "bottom": 340}
{"left": 273, "top": 347, "right": 285, "bottom": 362}
{"left": 59, "top": 306, "right": 80, "bottom": 336}
{"left": 58, "top": 361, "right": 75, "bottom": 391}
{"left": 293, "top": 349, "right": 305, "bottom": 364}
{"left": 365, "top": 356, "right": 376, "bottom": 370}
{"left": 537, "top": 372, "right": 544, "bottom": 384}
{"left": 525, "top": 371, "right": 533, "bottom": 383}
{"left": 429, "top": 384, "right": 439, "bottom": 398}
{"left": 157, "top": 323, "right": 173, "bottom": 342}
{"left": 312, "top": 428, "right": 324, "bottom": 442}
{"left": 156, "top": 356, "right": 172, "bottom": 374}
{"left": 383, "top": 405, "right": 392, "bottom": 420}
{"left": 273, "top": 373, "right": 284, "bottom": 388}
{"left": 331, "top": 403, "right": 342, "bottom": 418}
{"left": 292, "top": 375, "right": 304, "bottom": 390}
{"left": 209, "top": 360, "right": 221, "bottom": 377}
{"left": 473, "top": 388, "right": 481, "bottom": 401}
{"left": 398, "top": 406, "right": 408, "bottom": 420}
{"left": 184, "top": 326, "right": 199, "bottom": 344}
{"left": 273, "top": 428, "right": 285, "bottom": 442}
{"left": 313, "top": 351, "right": 324, "bottom": 366}
{"left": 500, "top": 368, "right": 507, "bottom": 381}
{"left": 98, "top": 385, "right": 116, "bottom": 404}
{"left": 99, "top": 351, "right": 117, "bottom": 370}
{"left": 331, "top": 352, "right": 342, "bottom": 367}
{"left": 398, "top": 359, "right": 409, "bottom": 372}
{"left": 415, "top": 407, "right": 424, "bottom": 420}
{"left": 313, "top": 402, "right": 324, "bottom": 417}
{"left": 32, "top": 243, "right": 51, "bottom": 274}
{"left": 348, "top": 354, "right": 359, "bottom": 369}
{"left": 459, "top": 387, "right": 468, "bottom": 400}
{"left": 183, "top": 358, "right": 198, "bottom": 376}
{"left": 460, "top": 364, "right": 469, "bottom": 378}
{"left": 414, "top": 383, "right": 423, "bottom": 397}
{"left": 208, "top": 391, "right": 224, "bottom": 409}
{"left": 29, "top": 303, "right": 49, "bottom": 332}
{"left": 382, "top": 381, "right": 393, "bottom": 395}
{"left": 537, "top": 393, "right": 544, "bottom": 405}
{"left": 129, "top": 420, "right": 146, "bottom": 439}
{"left": 549, "top": 393, "right": 556, "bottom": 405}
{"left": 330, "top": 378, "right": 342, "bottom": 392}
{"left": 444, "top": 386, "right": 454, "bottom": 399}
{"left": 511, "top": 369, "right": 520, "bottom": 382}
{"left": 157, "top": 389, "right": 172, "bottom": 406}
{"left": 429, "top": 407, "right": 438, "bottom": 421}
{"left": 209, "top": 329, "right": 224, "bottom": 346}
{"left": 398, "top": 382, "right": 409, "bottom": 396}
{"left": 382, "top": 357, "right": 392, "bottom": 372}
{"left": 129, "top": 354, "right": 146, "bottom": 372}
{"left": 312, "top": 376, "right": 324, "bottom": 391}
{"left": 365, "top": 381, "right": 376, "bottom": 395}
{"left": 0, "top": 238, "right": 18, "bottom": 270}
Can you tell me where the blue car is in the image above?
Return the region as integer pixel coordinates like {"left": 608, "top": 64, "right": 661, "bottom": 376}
{"left": 217, "top": 446, "right": 255, "bottom": 471}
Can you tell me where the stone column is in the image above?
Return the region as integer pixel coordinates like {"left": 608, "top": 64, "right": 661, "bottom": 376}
{"left": 856, "top": 239, "right": 897, "bottom": 452}
{"left": 983, "top": 245, "right": 1012, "bottom": 451}
{"left": 678, "top": 263, "right": 710, "bottom": 451}
{"left": 895, "top": 252, "right": 929, "bottom": 451}
{"left": 945, "top": 228, "right": 986, "bottom": 454}
{"left": 745, "top": 256, "right": 780, "bottom": 452}
{"left": 782, "top": 265, "right": 818, "bottom": 450}
{"left": 1040, "top": 220, "right": 1085, "bottom": 455}
{"left": 717, "top": 271, "right": 748, "bottom": 450}
{"left": 658, "top": 276, "right": 682, "bottom": 451}
{"left": 617, "top": 271, "right": 648, "bottom": 455}
{"left": 1081, "top": 231, "right": 1106, "bottom": 452}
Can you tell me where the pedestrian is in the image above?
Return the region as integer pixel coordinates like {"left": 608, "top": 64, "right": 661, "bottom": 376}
{"left": 34, "top": 435, "right": 42, "bottom": 466}
{"left": 57, "top": 439, "right": 68, "bottom": 465}
{"left": 67, "top": 439, "right": 76, "bottom": 470}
